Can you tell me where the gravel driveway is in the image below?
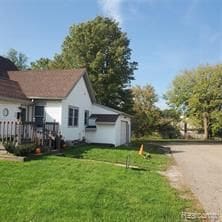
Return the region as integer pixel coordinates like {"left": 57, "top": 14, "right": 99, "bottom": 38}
{"left": 170, "top": 144, "right": 222, "bottom": 213}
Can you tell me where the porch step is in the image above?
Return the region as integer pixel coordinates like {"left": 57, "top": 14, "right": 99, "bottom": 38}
{"left": 0, "top": 153, "right": 24, "bottom": 162}
{"left": 0, "top": 150, "right": 8, "bottom": 154}
{"left": 0, "top": 144, "right": 7, "bottom": 154}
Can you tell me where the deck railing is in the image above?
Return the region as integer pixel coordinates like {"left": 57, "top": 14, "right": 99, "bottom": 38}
{"left": 0, "top": 121, "right": 59, "bottom": 147}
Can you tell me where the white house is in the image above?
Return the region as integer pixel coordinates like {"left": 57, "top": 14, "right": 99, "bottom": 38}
{"left": 0, "top": 58, "right": 131, "bottom": 146}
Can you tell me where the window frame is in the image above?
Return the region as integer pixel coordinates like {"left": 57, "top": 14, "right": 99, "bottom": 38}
{"left": 84, "top": 110, "right": 89, "bottom": 126}
{"left": 68, "top": 106, "right": 79, "bottom": 127}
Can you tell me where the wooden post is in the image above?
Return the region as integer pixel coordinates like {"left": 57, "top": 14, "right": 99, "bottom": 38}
{"left": 2, "top": 122, "right": 5, "bottom": 143}
{"left": 10, "top": 121, "right": 13, "bottom": 142}
{"left": 56, "top": 134, "right": 61, "bottom": 152}
{"left": 6, "top": 121, "right": 9, "bottom": 142}
{"left": 184, "top": 122, "right": 188, "bottom": 139}
{"left": 0, "top": 121, "right": 2, "bottom": 143}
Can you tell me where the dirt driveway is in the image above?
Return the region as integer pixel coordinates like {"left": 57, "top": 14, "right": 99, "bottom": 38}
{"left": 170, "top": 144, "right": 222, "bottom": 213}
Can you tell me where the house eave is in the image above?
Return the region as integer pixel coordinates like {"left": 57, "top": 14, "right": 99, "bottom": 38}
{"left": 93, "top": 103, "right": 132, "bottom": 118}
{"left": 96, "top": 122, "right": 116, "bottom": 125}
{"left": 28, "top": 96, "right": 63, "bottom": 100}
{"left": 0, "top": 96, "right": 30, "bottom": 104}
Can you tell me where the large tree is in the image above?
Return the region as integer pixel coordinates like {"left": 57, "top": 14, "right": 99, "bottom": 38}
{"left": 49, "top": 16, "right": 137, "bottom": 112}
{"left": 165, "top": 64, "right": 222, "bottom": 139}
{"left": 5, "top": 48, "right": 28, "bottom": 70}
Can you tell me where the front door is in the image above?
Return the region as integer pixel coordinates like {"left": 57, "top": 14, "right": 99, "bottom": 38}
{"left": 21, "top": 108, "right": 26, "bottom": 123}
{"left": 35, "top": 106, "right": 44, "bottom": 127}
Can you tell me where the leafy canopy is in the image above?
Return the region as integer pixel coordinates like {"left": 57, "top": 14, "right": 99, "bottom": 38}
{"left": 165, "top": 64, "right": 222, "bottom": 138}
{"left": 5, "top": 48, "right": 28, "bottom": 70}
{"left": 31, "top": 58, "right": 51, "bottom": 70}
{"left": 48, "top": 16, "right": 137, "bottom": 112}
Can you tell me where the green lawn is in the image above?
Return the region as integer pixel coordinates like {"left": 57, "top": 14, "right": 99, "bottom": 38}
{"left": 0, "top": 144, "right": 194, "bottom": 222}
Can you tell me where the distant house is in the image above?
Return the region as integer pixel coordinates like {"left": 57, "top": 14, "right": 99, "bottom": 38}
{"left": 0, "top": 57, "right": 131, "bottom": 146}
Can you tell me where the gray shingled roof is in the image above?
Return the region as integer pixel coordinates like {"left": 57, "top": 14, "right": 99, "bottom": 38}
{"left": 0, "top": 56, "right": 18, "bottom": 79}
{"left": 0, "top": 78, "right": 27, "bottom": 100}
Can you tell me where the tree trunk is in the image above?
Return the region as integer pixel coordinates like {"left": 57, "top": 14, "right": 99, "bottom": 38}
{"left": 203, "top": 112, "right": 209, "bottom": 140}
{"left": 184, "top": 122, "right": 188, "bottom": 139}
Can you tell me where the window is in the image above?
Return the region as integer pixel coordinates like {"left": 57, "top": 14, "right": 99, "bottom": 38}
{"left": 84, "top": 110, "right": 89, "bottom": 126}
{"left": 35, "top": 106, "right": 44, "bottom": 127}
{"left": 68, "top": 106, "right": 79, "bottom": 127}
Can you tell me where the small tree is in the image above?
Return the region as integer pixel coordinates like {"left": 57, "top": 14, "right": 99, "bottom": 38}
{"left": 132, "top": 84, "right": 158, "bottom": 137}
{"left": 31, "top": 58, "right": 51, "bottom": 70}
{"left": 5, "top": 48, "right": 28, "bottom": 70}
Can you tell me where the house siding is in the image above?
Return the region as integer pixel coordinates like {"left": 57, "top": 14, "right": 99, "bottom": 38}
{"left": 28, "top": 100, "right": 62, "bottom": 124}
{"left": 86, "top": 106, "right": 131, "bottom": 146}
{"left": 0, "top": 100, "right": 22, "bottom": 121}
{"left": 86, "top": 124, "right": 116, "bottom": 145}
{"left": 44, "top": 101, "right": 62, "bottom": 124}
{"left": 61, "top": 77, "right": 92, "bottom": 141}
{"left": 0, "top": 73, "right": 131, "bottom": 145}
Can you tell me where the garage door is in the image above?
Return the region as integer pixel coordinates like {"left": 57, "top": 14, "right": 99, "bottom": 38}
{"left": 120, "top": 121, "right": 129, "bottom": 145}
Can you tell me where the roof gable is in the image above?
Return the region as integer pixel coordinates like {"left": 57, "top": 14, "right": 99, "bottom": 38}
{"left": 8, "top": 68, "right": 95, "bottom": 101}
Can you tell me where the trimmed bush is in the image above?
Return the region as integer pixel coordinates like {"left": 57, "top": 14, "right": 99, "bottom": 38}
{"left": 3, "top": 142, "right": 15, "bottom": 154}
{"left": 3, "top": 142, "right": 36, "bottom": 156}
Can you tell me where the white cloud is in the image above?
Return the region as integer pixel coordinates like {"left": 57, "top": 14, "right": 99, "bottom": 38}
{"left": 98, "top": 0, "right": 124, "bottom": 25}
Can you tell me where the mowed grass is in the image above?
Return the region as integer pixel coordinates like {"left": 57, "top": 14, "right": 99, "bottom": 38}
{"left": 64, "top": 144, "right": 169, "bottom": 171}
{"left": 0, "top": 144, "right": 193, "bottom": 222}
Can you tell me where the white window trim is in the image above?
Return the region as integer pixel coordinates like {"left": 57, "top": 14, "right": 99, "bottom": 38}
{"left": 68, "top": 106, "right": 79, "bottom": 127}
{"left": 84, "top": 110, "right": 89, "bottom": 126}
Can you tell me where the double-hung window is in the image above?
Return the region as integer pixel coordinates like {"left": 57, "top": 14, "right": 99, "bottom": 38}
{"left": 68, "top": 106, "right": 79, "bottom": 127}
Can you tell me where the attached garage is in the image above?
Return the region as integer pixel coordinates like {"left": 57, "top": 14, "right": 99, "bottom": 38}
{"left": 85, "top": 104, "right": 131, "bottom": 147}
{"left": 120, "top": 121, "right": 130, "bottom": 145}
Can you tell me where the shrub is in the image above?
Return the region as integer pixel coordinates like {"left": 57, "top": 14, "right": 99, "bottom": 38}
{"left": 159, "top": 124, "right": 181, "bottom": 139}
{"left": 3, "top": 142, "right": 36, "bottom": 156}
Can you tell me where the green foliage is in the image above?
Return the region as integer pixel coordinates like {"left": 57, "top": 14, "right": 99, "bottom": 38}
{"left": 165, "top": 64, "right": 222, "bottom": 139}
{"left": 5, "top": 48, "right": 28, "bottom": 70}
{"left": 3, "top": 141, "right": 15, "bottom": 154}
{"left": 29, "top": 16, "right": 137, "bottom": 112}
{"left": 30, "top": 57, "right": 52, "bottom": 70}
{"left": 211, "top": 111, "right": 222, "bottom": 137}
{"left": 158, "top": 123, "right": 181, "bottom": 139}
{"left": 3, "top": 142, "right": 36, "bottom": 156}
{"left": 131, "top": 84, "right": 159, "bottom": 137}
{"left": 157, "top": 109, "right": 181, "bottom": 139}
{"left": 49, "top": 16, "right": 137, "bottom": 112}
